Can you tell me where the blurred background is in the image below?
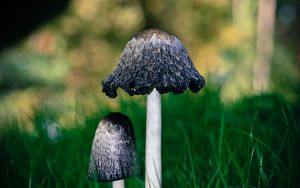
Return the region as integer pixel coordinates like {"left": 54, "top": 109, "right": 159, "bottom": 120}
{"left": 0, "top": 0, "right": 299, "bottom": 187}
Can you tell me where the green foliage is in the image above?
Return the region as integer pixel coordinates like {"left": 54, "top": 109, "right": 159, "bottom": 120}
{"left": 1, "top": 90, "right": 299, "bottom": 188}
{"left": 0, "top": 1, "right": 299, "bottom": 187}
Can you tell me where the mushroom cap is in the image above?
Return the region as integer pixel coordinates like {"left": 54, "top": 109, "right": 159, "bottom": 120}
{"left": 88, "top": 112, "right": 139, "bottom": 182}
{"left": 102, "top": 29, "right": 205, "bottom": 98}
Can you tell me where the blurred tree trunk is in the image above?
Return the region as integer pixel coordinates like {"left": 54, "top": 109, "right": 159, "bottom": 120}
{"left": 224, "top": 0, "right": 256, "bottom": 100}
{"left": 253, "top": 0, "right": 276, "bottom": 93}
{"left": 139, "top": 0, "right": 161, "bottom": 29}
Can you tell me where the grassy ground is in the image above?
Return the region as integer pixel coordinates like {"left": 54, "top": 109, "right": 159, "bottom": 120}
{"left": 0, "top": 89, "right": 299, "bottom": 188}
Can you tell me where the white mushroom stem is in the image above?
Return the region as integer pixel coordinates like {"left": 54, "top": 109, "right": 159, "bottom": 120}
{"left": 112, "top": 180, "right": 125, "bottom": 188}
{"left": 145, "top": 89, "right": 162, "bottom": 188}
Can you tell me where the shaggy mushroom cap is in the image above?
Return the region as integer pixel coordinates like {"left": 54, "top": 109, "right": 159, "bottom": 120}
{"left": 102, "top": 29, "right": 205, "bottom": 98}
{"left": 88, "top": 112, "right": 138, "bottom": 182}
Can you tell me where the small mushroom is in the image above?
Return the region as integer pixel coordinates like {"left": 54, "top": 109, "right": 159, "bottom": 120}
{"left": 102, "top": 29, "right": 205, "bottom": 188}
{"left": 88, "top": 112, "right": 138, "bottom": 188}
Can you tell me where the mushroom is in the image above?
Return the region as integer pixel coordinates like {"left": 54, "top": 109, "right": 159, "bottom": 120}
{"left": 88, "top": 112, "right": 139, "bottom": 188}
{"left": 102, "top": 29, "right": 205, "bottom": 188}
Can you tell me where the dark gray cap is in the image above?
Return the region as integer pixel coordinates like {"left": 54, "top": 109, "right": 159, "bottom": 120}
{"left": 102, "top": 29, "right": 205, "bottom": 98}
{"left": 88, "top": 112, "right": 138, "bottom": 182}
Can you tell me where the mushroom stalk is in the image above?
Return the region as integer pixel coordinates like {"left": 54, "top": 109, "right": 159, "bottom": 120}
{"left": 145, "top": 89, "right": 162, "bottom": 188}
{"left": 112, "top": 180, "right": 125, "bottom": 188}
{"left": 102, "top": 29, "right": 205, "bottom": 188}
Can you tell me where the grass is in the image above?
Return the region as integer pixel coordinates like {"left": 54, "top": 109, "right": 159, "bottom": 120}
{"left": 0, "top": 89, "right": 299, "bottom": 187}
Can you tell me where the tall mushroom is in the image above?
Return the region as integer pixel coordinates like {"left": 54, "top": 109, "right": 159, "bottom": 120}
{"left": 88, "top": 112, "right": 138, "bottom": 188}
{"left": 102, "top": 29, "right": 205, "bottom": 188}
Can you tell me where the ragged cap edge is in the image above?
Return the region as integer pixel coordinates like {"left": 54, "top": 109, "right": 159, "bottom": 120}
{"left": 102, "top": 29, "right": 205, "bottom": 98}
